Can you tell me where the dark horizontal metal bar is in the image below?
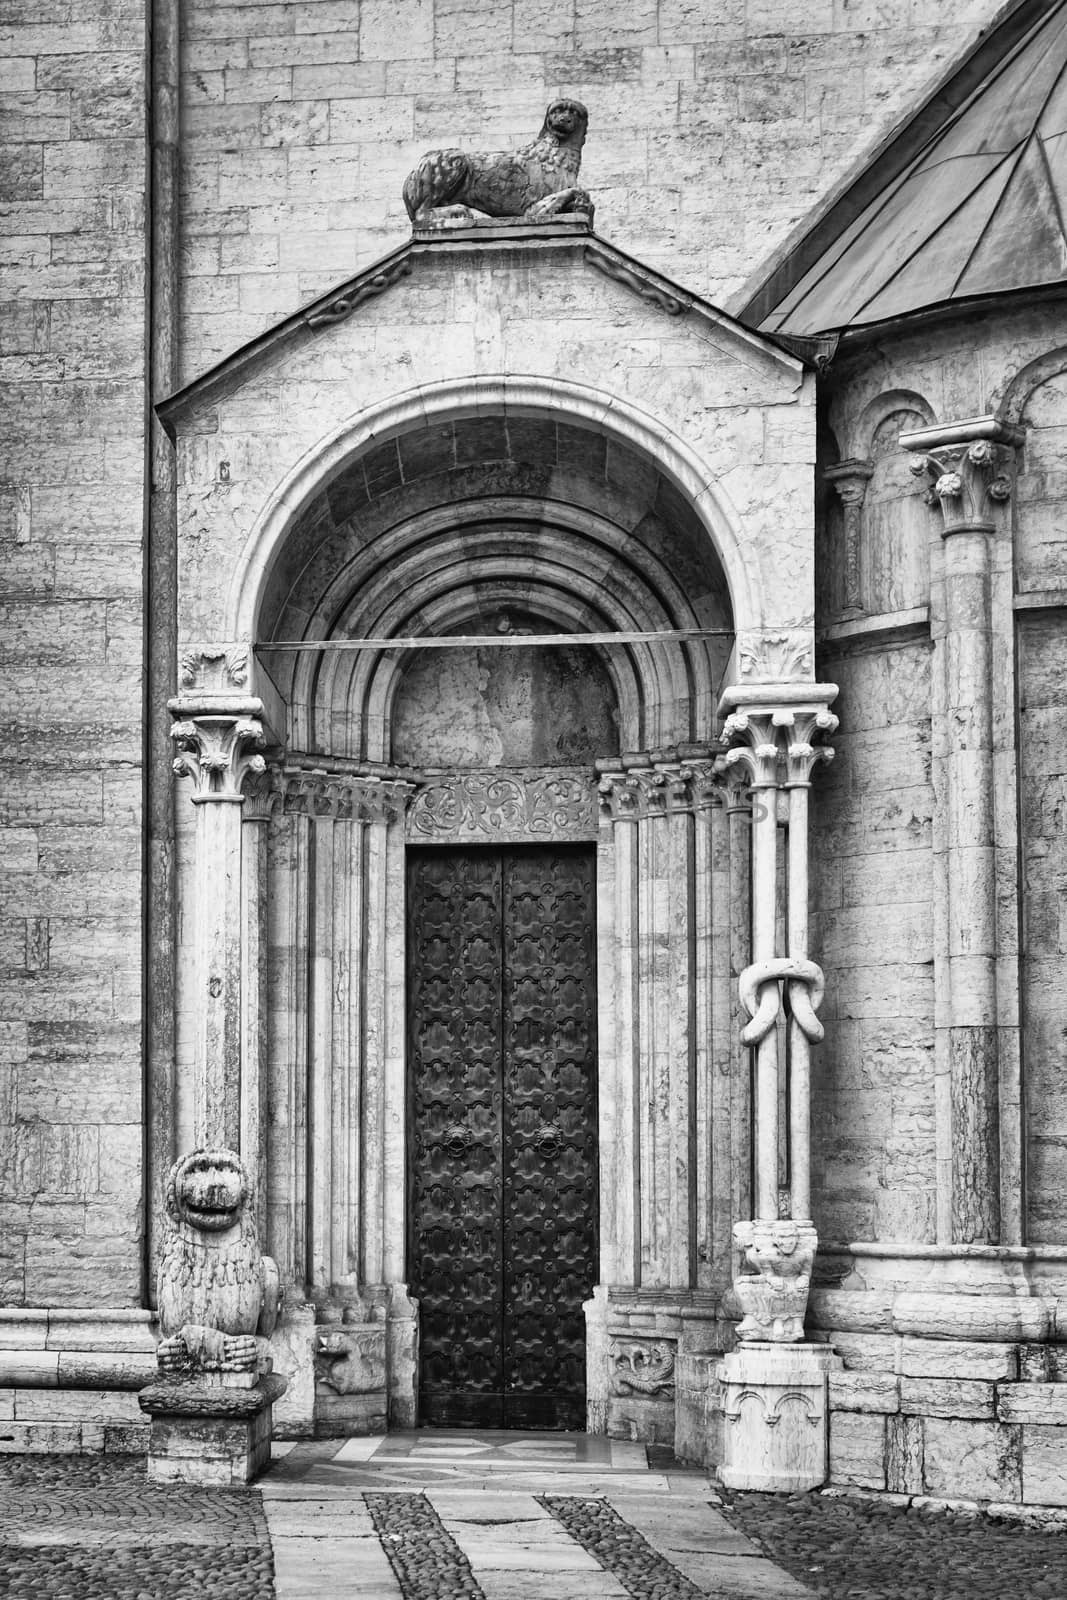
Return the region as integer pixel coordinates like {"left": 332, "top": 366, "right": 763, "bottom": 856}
{"left": 256, "top": 628, "right": 733, "bottom": 651}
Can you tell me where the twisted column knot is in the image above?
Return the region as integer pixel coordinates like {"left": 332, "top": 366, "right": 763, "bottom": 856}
{"left": 739, "top": 958, "right": 825, "bottom": 1046}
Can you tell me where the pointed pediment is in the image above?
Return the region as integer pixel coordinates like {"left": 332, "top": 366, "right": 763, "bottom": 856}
{"left": 735, "top": 0, "right": 1067, "bottom": 338}
{"left": 158, "top": 222, "right": 803, "bottom": 430}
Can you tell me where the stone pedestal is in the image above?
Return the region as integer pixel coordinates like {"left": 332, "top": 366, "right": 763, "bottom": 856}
{"left": 139, "top": 1372, "right": 287, "bottom": 1485}
{"left": 717, "top": 1343, "right": 841, "bottom": 1492}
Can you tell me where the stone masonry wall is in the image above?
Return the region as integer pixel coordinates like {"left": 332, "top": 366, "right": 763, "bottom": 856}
{"left": 811, "top": 637, "right": 936, "bottom": 1245}
{"left": 178, "top": 0, "right": 1001, "bottom": 381}
{"left": 0, "top": 2, "right": 148, "bottom": 1306}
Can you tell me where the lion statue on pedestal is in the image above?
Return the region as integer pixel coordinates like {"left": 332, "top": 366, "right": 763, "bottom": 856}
{"left": 155, "top": 1148, "right": 280, "bottom": 1380}
{"left": 403, "top": 98, "right": 594, "bottom": 226}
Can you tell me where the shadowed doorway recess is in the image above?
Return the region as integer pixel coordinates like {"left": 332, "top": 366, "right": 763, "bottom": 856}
{"left": 407, "top": 845, "right": 598, "bottom": 1430}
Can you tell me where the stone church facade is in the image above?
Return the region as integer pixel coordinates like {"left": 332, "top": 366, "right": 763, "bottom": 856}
{"left": 5, "top": 0, "right": 1067, "bottom": 1504}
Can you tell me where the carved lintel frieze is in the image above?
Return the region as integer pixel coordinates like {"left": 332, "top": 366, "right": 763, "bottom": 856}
{"left": 408, "top": 769, "right": 596, "bottom": 841}
{"left": 824, "top": 458, "right": 874, "bottom": 612}
{"left": 597, "top": 761, "right": 721, "bottom": 822}
{"left": 900, "top": 416, "right": 1024, "bottom": 533}
{"left": 171, "top": 715, "right": 267, "bottom": 804}
{"left": 276, "top": 766, "right": 414, "bottom": 824}
{"left": 609, "top": 1338, "right": 676, "bottom": 1398}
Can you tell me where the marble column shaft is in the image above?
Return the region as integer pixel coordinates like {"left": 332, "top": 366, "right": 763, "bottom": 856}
{"left": 902, "top": 419, "right": 1021, "bottom": 1244}
{"left": 171, "top": 709, "right": 267, "bottom": 1151}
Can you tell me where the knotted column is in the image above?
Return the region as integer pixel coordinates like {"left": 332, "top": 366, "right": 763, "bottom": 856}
{"left": 716, "top": 692, "right": 841, "bottom": 1494}
{"left": 902, "top": 416, "right": 1021, "bottom": 1243}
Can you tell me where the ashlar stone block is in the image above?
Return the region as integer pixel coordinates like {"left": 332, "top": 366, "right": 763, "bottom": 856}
{"left": 1022, "top": 1426, "right": 1067, "bottom": 1507}
{"left": 900, "top": 1337, "right": 1017, "bottom": 1381}
{"left": 900, "top": 1378, "right": 996, "bottom": 1420}
{"left": 828, "top": 1411, "right": 887, "bottom": 1490}
{"left": 922, "top": 1419, "right": 1022, "bottom": 1503}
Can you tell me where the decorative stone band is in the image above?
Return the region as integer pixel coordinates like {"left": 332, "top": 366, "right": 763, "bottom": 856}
{"left": 899, "top": 415, "right": 1024, "bottom": 533}
{"left": 407, "top": 769, "right": 597, "bottom": 841}
{"left": 171, "top": 714, "right": 267, "bottom": 803}
{"left": 274, "top": 765, "right": 413, "bottom": 824}
{"left": 739, "top": 957, "right": 826, "bottom": 1045}
{"left": 597, "top": 760, "right": 721, "bottom": 822}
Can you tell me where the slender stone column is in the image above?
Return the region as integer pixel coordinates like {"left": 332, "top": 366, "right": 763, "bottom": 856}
{"left": 824, "top": 459, "right": 874, "bottom": 614}
{"left": 902, "top": 417, "right": 1021, "bottom": 1244}
{"left": 241, "top": 773, "right": 276, "bottom": 1238}
{"left": 722, "top": 719, "right": 781, "bottom": 1223}
{"left": 171, "top": 705, "right": 267, "bottom": 1149}
{"left": 720, "top": 694, "right": 836, "bottom": 1337}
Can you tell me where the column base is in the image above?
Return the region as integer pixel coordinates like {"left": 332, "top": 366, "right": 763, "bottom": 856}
{"left": 138, "top": 1372, "right": 287, "bottom": 1485}
{"left": 716, "top": 1342, "right": 841, "bottom": 1492}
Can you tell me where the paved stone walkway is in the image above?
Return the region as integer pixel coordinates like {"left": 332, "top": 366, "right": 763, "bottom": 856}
{"left": 3, "top": 1438, "right": 1067, "bottom": 1598}
{"left": 263, "top": 1432, "right": 805, "bottom": 1599}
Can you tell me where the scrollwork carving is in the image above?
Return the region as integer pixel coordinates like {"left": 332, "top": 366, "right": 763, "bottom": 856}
{"left": 171, "top": 716, "right": 267, "bottom": 803}
{"left": 408, "top": 770, "right": 596, "bottom": 841}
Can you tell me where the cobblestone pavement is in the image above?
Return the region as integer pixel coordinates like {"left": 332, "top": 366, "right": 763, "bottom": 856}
{"left": 0, "top": 1454, "right": 273, "bottom": 1599}
{"left": 4, "top": 1442, "right": 1067, "bottom": 1599}
{"left": 721, "top": 1485, "right": 1067, "bottom": 1600}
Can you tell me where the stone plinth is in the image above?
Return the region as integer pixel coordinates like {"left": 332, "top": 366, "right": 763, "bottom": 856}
{"left": 717, "top": 1343, "right": 842, "bottom": 1492}
{"left": 138, "top": 1372, "right": 287, "bottom": 1485}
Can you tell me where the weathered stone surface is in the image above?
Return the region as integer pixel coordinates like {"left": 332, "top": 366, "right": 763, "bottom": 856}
{"left": 998, "top": 1383, "right": 1067, "bottom": 1425}
{"left": 893, "top": 1294, "right": 1051, "bottom": 1342}
{"left": 900, "top": 1377, "right": 995, "bottom": 1421}
{"left": 900, "top": 1338, "right": 1017, "bottom": 1381}
{"left": 1021, "top": 1424, "right": 1067, "bottom": 1506}
{"left": 922, "top": 1419, "right": 1022, "bottom": 1502}
{"left": 828, "top": 1370, "right": 899, "bottom": 1414}
{"left": 828, "top": 1411, "right": 887, "bottom": 1490}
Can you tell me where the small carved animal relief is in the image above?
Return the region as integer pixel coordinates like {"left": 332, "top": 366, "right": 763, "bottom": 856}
{"left": 315, "top": 1328, "right": 387, "bottom": 1396}
{"left": 610, "top": 1339, "right": 676, "bottom": 1397}
{"left": 403, "top": 99, "right": 594, "bottom": 226}
{"left": 155, "top": 1147, "right": 280, "bottom": 1379}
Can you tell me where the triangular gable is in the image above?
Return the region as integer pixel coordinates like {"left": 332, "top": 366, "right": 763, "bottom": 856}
{"left": 733, "top": 0, "right": 1067, "bottom": 338}
{"left": 158, "top": 222, "right": 802, "bottom": 431}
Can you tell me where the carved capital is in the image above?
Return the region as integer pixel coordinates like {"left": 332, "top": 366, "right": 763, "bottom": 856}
{"left": 900, "top": 416, "right": 1023, "bottom": 534}
{"left": 597, "top": 761, "right": 721, "bottom": 822}
{"left": 171, "top": 716, "right": 267, "bottom": 804}
{"left": 721, "top": 706, "right": 836, "bottom": 790}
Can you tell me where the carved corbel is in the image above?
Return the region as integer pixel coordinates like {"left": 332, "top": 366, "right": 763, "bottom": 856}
{"left": 900, "top": 416, "right": 1024, "bottom": 533}
{"left": 823, "top": 459, "right": 873, "bottom": 612}
{"left": 171, "top": 716, "right": 267, "bottom": 804}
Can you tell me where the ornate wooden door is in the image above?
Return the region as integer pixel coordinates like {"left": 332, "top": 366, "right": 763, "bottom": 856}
{"left": 407, "top": 845, "right": 598, "bottom": 1430}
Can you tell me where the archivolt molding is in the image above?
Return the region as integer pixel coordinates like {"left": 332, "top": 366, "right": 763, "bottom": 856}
{"left": 997, "top": 345, "right": 1067, "bottom": 426}
{"left": 224, "top": 375, "right": 756, "bottom": 649}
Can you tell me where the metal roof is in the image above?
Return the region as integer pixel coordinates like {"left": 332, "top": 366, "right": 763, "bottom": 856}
{"left": 755, "top": 0, "right": 1067, "bottom": 337}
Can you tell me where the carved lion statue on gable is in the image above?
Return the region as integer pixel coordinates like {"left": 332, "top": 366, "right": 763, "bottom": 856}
{"left": 156, "top": 1148, "right": 280, "bottom": 1379}
{"left": 403, "top": 98, "right": 594, "bottom": 226}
